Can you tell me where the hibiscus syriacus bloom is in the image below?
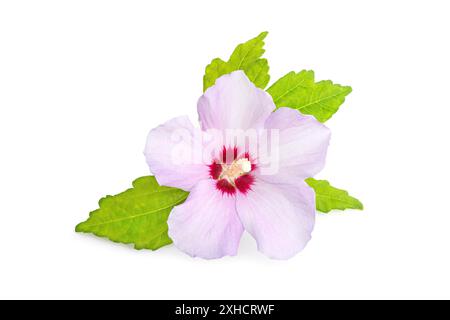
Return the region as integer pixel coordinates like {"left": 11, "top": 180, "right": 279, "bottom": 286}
{"left": 145, "top": 71, "right": 330, "bottom": 259}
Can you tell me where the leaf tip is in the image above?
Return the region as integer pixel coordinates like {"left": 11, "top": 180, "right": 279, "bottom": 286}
{"left": 355, "top": 199, "right": 364, "bottom": 210}
{"left": 341, "top": 84, "right": 352, "bottom": 95}
{"left": 258, "top": 31, "right": 269, "bottom": 39}
{"left": 75, "top": 221, "right": 86, "bottom": 233}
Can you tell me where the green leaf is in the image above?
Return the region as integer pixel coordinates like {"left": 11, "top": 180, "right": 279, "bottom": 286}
{"left": 267, "top": 70, "right": 352, "bottom": 122}
{"left": 75, "top": 176, "right": 188, "bottom": 250}
{"left": 203, "top": 58, "right": 232, "bottom": 93}
{"left": 306, "top": 178, "right": 363, "bottom": 213}
{"left": 203, "top": 32, "right": 270, "bottom": 91}
{"left": 228, "top": 31, "right": 268, "bottom": 70}
{"left": 267, "top": 70, "right": 314, "bottom": 104}
{"left": 245, "top": 58, "right": 270, "bottom": 89}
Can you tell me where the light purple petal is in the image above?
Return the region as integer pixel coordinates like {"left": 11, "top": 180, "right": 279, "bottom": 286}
{"left": 198, "top": 71, "right": 275, "bottom": 131}
{"left": 236, "top": 179, "right": 315, "bottom": 259}
{"left": 144, "top": 116, "right": 210, "bottom": 191}
{"left": 258, "top": 107, "right": 331, "bottom": 184}
{"left": 168, "top": 179, "right": 244, "bottom": 259}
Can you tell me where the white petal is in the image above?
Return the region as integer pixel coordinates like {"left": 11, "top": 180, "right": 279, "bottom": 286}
{"left": 197, "top": 71, "right": 274, "bottom": 131}
{"left": 168, "top": 179, "right": 244, "bottom": 259}
{"left": 145, "top": 116, "right": 209, "bottom": 191}
{"left": 236, "top": 179, "right": 316, "bottom": 259}
{"left": 258, "top": 107, "right": 331, "bottom": 184}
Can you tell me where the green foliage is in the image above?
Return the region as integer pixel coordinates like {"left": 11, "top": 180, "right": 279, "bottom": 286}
{"left": 76, "top": 176, "right": 188, "bottom": 250}
{"left": 203, "top": 32, "right": 270, "bottom": 91}
{"left": 267, "top": 70, "right": 352, "bottom": 122}
{"left": 306, "top": 178, "right": 363, "bottom": 213}
{"left": 244, "top": 58, "right": 270, "bottom": 89}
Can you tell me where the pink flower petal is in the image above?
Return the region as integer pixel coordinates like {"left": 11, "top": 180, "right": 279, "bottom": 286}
{"left": 197, "top": 71, "right": 275, "bottom": 131}
{"left": 258, "top": 107, "right": 331, "bottom": 184}
{"left": 236, "top": 179, "right": 316, "bottom": 259}
{"left": 144, "top": 116, "right": 210, "bottom": 191}
{"left": 168, "top": 179, "right": 244, "bottom": 259}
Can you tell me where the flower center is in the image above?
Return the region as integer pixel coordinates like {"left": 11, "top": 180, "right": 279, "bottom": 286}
{"left": 219, "top": 158, "right": 252, "bottom": 184}
{"left": 208, "top": 146, "right": 255, "bottom": 196}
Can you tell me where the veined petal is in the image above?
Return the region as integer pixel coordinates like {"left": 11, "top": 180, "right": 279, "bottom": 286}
{"left": 258, "top": 107, "right": 331, "bottom": 184}
{"left": 168, "top": 179, "right": 244, "bottom": 259}
{"left": 236, "top": 179, "right": 315, "bottom": 259}
{"left": 144, "top": 116, "right": 209, "bottom": 191}
{"left": 197, "top": 71, "right": 275, "bottom": 131}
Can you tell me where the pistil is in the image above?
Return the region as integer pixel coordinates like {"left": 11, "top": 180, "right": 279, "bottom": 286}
{"left": 219, "top": 158, "right": 252, "bottom": 185}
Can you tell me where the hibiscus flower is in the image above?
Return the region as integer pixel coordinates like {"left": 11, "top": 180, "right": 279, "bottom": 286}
{"left": 144, "top": 71, "right": 330, "bottom": 259}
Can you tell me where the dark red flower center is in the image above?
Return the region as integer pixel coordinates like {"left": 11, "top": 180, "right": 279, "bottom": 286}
{"left": 208, "top": 146, "right": 256, "bottom": 196}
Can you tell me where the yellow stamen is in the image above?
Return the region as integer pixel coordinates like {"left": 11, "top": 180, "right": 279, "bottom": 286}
{"left": 220, "top": 158, "right": 252, "bottom": 182}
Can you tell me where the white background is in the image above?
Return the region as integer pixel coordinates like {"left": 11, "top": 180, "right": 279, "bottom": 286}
{"left": 1, "top": 0, "right": 449, "bottom": 299}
